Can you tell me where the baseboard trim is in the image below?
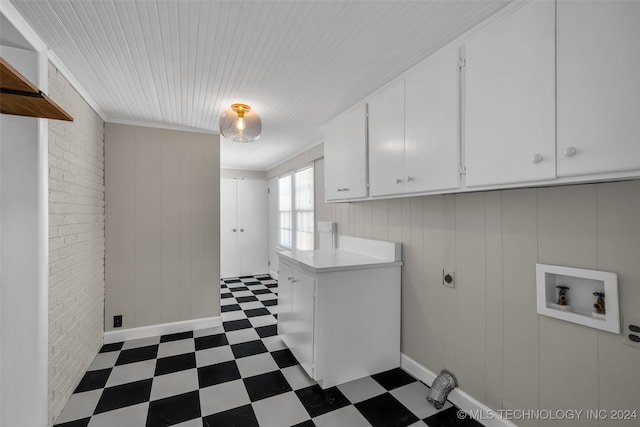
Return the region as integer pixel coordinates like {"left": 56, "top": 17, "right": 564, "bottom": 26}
{"left": 400, "top": 354, "right": 517, "bottom": 427}
{"left": 103, "top": 316, "right": 222, "bottom": 344}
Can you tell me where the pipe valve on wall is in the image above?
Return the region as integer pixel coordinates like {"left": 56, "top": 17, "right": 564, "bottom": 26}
{"left": 426, "top": 369, "right": 458, "bottom": 409}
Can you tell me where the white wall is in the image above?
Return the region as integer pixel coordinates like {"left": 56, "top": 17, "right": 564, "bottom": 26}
{"left": 275, "top": 143, "right": 640, "bottom": 427}
{"left": 318, "top": 179, "right": 640, "bottom": 427}
{"left": 47, "top": 61, "right": 105, "bottom": 425}
{"left": 0, "top": 45, "right": 48, "bottom": 427}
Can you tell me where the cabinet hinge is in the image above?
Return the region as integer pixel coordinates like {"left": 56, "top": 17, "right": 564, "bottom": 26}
{"left": 458, "top": 56, "right": 466, "bottom": 70}
{"left": 458, "top": 165, "right": 467, "bottom": 175}
{"left": 267, "top": 188, "right": 270, "bottom": 194}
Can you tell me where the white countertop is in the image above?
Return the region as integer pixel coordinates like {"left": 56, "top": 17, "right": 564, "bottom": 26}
{"left": 278, "top": 248, "right": 402, "bottom": 273}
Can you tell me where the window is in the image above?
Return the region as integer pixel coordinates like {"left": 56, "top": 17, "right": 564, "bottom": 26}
{"left": 294, "top": 166, "right": 314, "bottom": 250}
{"left": 278, "top": 174, "right": 292, "bottom": 248}
{"left": 278, "top": 164, "right": 314, "bottom": 250}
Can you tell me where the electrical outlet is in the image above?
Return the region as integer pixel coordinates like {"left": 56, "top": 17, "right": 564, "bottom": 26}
{"left": 113, "top": 315, "right": 123, "bottom": 328}
{"left": 623, "top": 317, "right": 640, "bottom": 349}
{"left": 443, "top": 270, "right": 455, "bottom": 288}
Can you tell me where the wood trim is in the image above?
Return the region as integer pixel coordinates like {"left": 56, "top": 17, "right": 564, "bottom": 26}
{"left": 0, "top": 57, "right": 73, "bottom": 121}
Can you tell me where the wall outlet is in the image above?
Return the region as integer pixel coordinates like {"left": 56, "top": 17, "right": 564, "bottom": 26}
{"left": 443, "top": 270, "right": 455, "bottom": 288}
{"left": 623, "top": 317, "right": 640, "bottom": 349}
{"left": 113, "top": 315, "right": 123, "bottom": 328}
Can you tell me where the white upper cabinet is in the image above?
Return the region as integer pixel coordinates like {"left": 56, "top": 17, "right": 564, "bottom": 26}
{"left": 369, "top": 48, "right": 460, "bottom": 197}
{"left": 557, "top": 1, "right": 640, "bottom": 177}
{"left": 323, "top": 102, "right": 368, "bottom": 201}
{"left": 405, "top": 48, "right": 461, "bottom": 193}
{"left": 368, "top": 80, "right": 405, "bottom": 197}
{"left": 464, "top": 1, "right": 556, "bottom": 187}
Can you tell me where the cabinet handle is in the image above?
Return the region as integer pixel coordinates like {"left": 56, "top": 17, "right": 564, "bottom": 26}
{"left": 240, "top": 228, "right": 244, "bottom": 232}
{"left": 287, "top": 276, "right": 294, "bottom": 281}
{"left": 406, "top": 176, "right": 414, "bottom": 182}
{"left": 232, "top": 228, "right": 237, "bottom": 232}
{"left": 532, "top": 154, "right": 543, "bottom": 164}
{"left": 342, "top": 188, "right": 349, "bottom": 192}
{"left": 563, "top": 147, "right": 577, "bottom": 157}
{"left": 337, "top": 188, "right": 343, "bottom": 192}
{"left": 395, "top": 178, "right": 403, "bottom": 184}
{"left": 291, "top": 279, "right": 299, "bottom": 283}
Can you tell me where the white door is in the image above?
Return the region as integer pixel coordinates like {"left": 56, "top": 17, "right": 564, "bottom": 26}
{"left": 237, "top": 179, "right": 269, "bottom": 276}
{"left": 405, "top": 48, "right": 461, "bottom": 193}
{"left": 368, "top": 80, "right": 405, "bottom": 197}
{"left": 557, "top": 1, "right": 640, "bottom": 177}
{"left": 464, "top": 1, "right": 556, "bottom": 187}
{"left": 220, "top": 178, "right": 268, "bottom": 278}
{"left": 220, "top": 178, "right": 239, "bottom": 278}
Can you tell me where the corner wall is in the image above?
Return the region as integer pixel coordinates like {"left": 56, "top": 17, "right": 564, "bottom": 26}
{"left": 104, "top": 123, "right": 220, "bottom": 331}
{"left": 319, "top": 180, "right": 640, "bottom": 427}
{"left": 281, "top": 144, "right": 640, "bottom": 427}
{"left": 0, "top": 45, "right": 49, "bottom": 427}
{"left": 47, "top": 62, "right": 106, "bottom": 425}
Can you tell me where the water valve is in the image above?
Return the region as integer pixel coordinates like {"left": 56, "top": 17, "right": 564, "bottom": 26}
{"left": 443, "top": 270, "right": 455, "bottom": 288}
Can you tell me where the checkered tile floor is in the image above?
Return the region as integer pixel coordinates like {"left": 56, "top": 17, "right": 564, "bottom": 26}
{"left": 54, "top": 275, "right": 483, "bottom": 427}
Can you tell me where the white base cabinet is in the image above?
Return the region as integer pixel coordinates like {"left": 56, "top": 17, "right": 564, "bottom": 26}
{"left": 278, "top": 237, "right": 402, "bottom": 389}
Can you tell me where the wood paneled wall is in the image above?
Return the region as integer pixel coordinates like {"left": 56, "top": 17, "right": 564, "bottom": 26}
{"left": 105, "top": 123, "right": 220, "bottom": 331}
{"left": 315, "top": 156, "right": 640, "bottom": 426}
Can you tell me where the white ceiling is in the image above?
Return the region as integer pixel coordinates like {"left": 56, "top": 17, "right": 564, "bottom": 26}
{"left": 10, "top": 0, "right": 510, "bottom": 171}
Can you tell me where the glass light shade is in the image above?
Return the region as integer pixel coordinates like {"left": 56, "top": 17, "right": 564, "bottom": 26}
{"left": 219, "top": 104, "right": 262, "bottom": 142}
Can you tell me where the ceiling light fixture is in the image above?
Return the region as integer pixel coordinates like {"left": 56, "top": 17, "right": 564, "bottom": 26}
{"left": 219, "top": 103, "right": 261, "bottom": 142}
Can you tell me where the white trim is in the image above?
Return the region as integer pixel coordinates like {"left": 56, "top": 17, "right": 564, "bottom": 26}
{"left": 266, "top": 141, "right": 324, "bottom": 172}
{"left": 107, "top": 119, "right": 218, "bottom": 135}
{"left": 36, "top": 99, "right": 50, "bottom": 427}
{"left": 0, "top": 8, "right": 50, "bottom": 423}
{"left": 47, "top": 51, "right": 106, "bottom": 120}
{"left": 103, "top": 316, "right": 222, "bottom": 344}
{"left": 0, "top": 1, "right": 47, "bottom": 52}
{"left": 400, "top": 354, "right": 518, "bottom": 427}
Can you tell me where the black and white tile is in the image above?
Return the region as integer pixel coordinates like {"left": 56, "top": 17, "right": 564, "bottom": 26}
{"left": 54, "top": 275, "right": 484, "bottom": 427}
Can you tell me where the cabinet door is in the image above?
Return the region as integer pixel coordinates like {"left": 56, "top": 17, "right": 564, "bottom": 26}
{"left": 277, "top": 262, "right": 294, "bottom": 338}
{"left": 237, "top": 179, "right": 268, "bottom": 276}
{"left": 368, "top": 80, "right": 406, "bottom": 197}
{"left": 220, "top": 178, "right": 238, "bottom": 278}
{"left": 557, "top": 1, "right": 640, "bottom": 177}
{"left": 465, "top": 1, "right": 556, "bottom": 187}
{"left": 291, "top": 270, "right": 315, "bottom": 377}
{"left": 323, "top": 102, "right": 368, "bottom": 201}
{"left": 405, "top": 49, "right": 461, "bottom": 193}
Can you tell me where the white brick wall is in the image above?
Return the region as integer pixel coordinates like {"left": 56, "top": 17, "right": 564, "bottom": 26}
{"left": 47, "top": 63, "right": 105, "bottom": 426}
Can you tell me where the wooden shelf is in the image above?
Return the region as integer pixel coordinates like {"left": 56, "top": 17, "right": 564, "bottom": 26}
{"left": 1, "top": 57, "right": 73, "bottom": 121}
